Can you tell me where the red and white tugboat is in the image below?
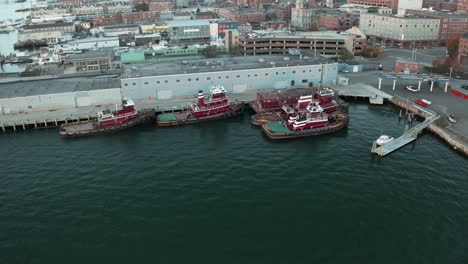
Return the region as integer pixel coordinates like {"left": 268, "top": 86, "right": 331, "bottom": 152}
{"left": 251, "top": 87, "right": 345, "bottom": 125}
{"left": 261, "top": 94, "right": 349, "bottom": 139}
{"left": 59, "top": 98, "right": 155, "bottom": 137}
{"left": 157, "top": 85, "right": 243, "bottom": 126}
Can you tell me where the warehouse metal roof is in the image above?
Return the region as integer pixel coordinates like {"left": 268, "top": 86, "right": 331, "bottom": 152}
{"left": 0, "top": 77, "right": 121, "bottom": 99}
{"left": 122, "top": 54, "right": 332, "bottom": 78}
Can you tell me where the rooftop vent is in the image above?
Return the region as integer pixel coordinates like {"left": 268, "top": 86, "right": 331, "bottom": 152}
{"left": 258, "top": 59, "right": 265, "bottom": 63}
{"left": 283, "top": 57, "right": 290, "bottom": 61}
{"left": 182, "top": 60, "right": 188, "bottom": 64}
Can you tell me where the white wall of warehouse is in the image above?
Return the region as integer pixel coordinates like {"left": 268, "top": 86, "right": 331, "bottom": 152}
{"left": 121, "top": 63, "right": 338, "bottom": 100}
{"left": 0, "top": 88, "right": 121, "bottom": 115}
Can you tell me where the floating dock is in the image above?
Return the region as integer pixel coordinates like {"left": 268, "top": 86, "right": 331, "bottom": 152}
{"left": 371, "top": 114, "right": 439, "bottom": 157}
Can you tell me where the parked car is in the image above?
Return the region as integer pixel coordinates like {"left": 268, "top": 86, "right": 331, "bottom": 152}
{"left": 414, "top": 99, "right": 427, "bottom": 107}
{"left": 405, "top": 85, "right": 418, "bottom": 92}
{"left": 421, "top": 99, "right": 432, "bottom": 105}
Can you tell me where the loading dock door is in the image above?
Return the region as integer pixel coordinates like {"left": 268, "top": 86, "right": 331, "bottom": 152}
{"left": 274, "top": 80, "right": 287, "bottom": 89}
{"left": 157, "top": 89, "right": 172, "bottom": 100}
{"left": 232, "top": 83, "right": 247, "bottom": 93}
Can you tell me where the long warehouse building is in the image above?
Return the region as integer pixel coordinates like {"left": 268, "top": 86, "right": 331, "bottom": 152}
{"left": 120, "top": 55, "right": 339, "bottom": 100}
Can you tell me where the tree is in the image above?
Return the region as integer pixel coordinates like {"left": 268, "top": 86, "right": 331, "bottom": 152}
{"left": 135, "top": 3, "right": 149, "bottom": 12}
{"left": 446, "top": 35, "right": 460, "bottom": 57}
{"left": 361, "top": 46, "right": 381, "bottom": 58}
{"left": 202, "top": 45, "right": 218, "bottom": 58}
{"left": 338, "top": 48, "right": 354, "bottom": 61}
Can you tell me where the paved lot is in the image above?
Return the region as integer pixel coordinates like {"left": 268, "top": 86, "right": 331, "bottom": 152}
{"left": 354, "top": 47, "right": 447, "bottom": 71}
{"left": 344, "top": 71, "right": 468, "bottom": 137}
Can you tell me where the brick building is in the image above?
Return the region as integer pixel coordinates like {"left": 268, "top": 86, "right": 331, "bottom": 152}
{"left": 93, "top": 14, "right": 122, "bottom": 26}
{"left": 149, "top": 2, "right": 173, "bottom": 12}
{"left": 406, "top": 9, "right": 468, "bottom": 45}
{"left": 394, "top": 60, "right": 419, "bottom": 73}
{"left": 347, "top": 0, "right": 398, "bottom": 8}
{"left": 459, "top": 32, "right": 468, "bottom": 62}
{"left": 121, "top": 12, "right": 157, "bottom": 24}
{"left": 457, "top": 0, "right": 468, "bottom": 13}
{"left": 216, "top": 7, "right": 267, "bottom": 24}
{"left": 260, "top": 21, "right": 287, "bottom": 29}
{"left": 319, "top": 12, "right": 358, "bottom": 31}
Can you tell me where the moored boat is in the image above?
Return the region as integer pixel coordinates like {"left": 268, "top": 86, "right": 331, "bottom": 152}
{"left": 376, "top": 135, "right": 394, "bottom": 145}
{"left": 157, "top": 85, "right": 243, "bottom": 126}
{"left": 59, "top": 98, "right": 155, "bottom": 137}
{"left": 261, "top": 94, "right": 349, "bottom": 139}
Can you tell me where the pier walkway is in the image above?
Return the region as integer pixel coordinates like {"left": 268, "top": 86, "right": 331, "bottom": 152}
{"left": 333, "top": 83, "right": 392, "bottom": 104}
{"left": 371, "top": 114, "right": 440, "bottom": 157}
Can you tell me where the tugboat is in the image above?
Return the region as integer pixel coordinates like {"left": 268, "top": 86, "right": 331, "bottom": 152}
{"left": 261, "top": 94, "right": 349, "bottom": 139}
{"left": 251, "top": 87, "right": 344, "bottom": 125}
{"left": 157, "top": 85, "right": 243, "bottom": 126}
{"left": 59, "top": 98, "right": 155, "bottom": 137}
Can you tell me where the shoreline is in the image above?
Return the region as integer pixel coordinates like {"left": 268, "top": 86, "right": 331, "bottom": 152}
{"left": 388, "top": 97, "right": 468, "bottom": 157}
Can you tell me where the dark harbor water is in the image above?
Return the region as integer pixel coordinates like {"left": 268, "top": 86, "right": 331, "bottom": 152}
{"left": 0, "top": 103, "right": 467, "bottom": 263}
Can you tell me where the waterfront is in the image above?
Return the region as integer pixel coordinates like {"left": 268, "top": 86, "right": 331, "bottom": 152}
{"left": 0, "top": 103, "right": 467, "bottom": 263}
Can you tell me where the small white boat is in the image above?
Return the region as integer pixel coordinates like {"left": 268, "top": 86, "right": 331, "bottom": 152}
{"left": 376, "top": 135, "right": 394, "bottom": 145}
{"left": 448, "top": 115, "right": 456, "bottom": 123}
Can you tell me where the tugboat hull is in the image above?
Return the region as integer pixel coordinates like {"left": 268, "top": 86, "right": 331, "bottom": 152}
{"left": 59, "top": 109, "right": 155, "bottom": 137}
{"left": 262, "top": 113, "right": 349, "bottom": 139}
{"left": 157, "top": 102, "right": 243, "bottom": 127}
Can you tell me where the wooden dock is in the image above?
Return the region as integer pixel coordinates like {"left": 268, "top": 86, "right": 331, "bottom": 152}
{"left": 371, "top": 114, "right": 440, "bottom": 156}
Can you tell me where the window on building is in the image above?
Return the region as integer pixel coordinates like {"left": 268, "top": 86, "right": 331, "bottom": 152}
{"left": 124, "top": 83, "right": 128, "bottom": 86}
{"left": 275, "top": 72, "right": 278, "bottom": 75}
{"left": 292, "top": 71, "right": 296, "bottom": 73}
{"left": 248, "top": 75, "right": 251, "bottom": 77}
{"left": 196, "top": 78, "right": 199, "bottom": 81}
{"left": 207, "top": 77, "right": 211, "bottom": 80}
{"left": 165, "top": 80, "right": 168, "bottom": 83}
{"left": 226, "top": 76, "right": 229, "bottom": 78}
{"left": 236, "top": 75, "right": 240, "bottom": 78}
{"left": 265, "top": 73, "right": 269, "bottom": 76}
{"left": 144, "top": 82, "right": 148, "bottom": 85}
{"left": 302, "top": 79, "right": 308, "bottom": 83}
{"left": 157, "top": 81, "right": 160, "bottom": 84}
{"left": 188, "top": 78, "right": 191, "bottom": 81}
{"left": 133, "top": 83, "right": 136, "bottom": 86}
{"left": 176, "top": 80, "right": 180, "bottom": 82}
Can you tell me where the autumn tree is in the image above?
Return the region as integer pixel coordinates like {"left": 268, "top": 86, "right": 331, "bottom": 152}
{"left": 446, "top": 35, "right": 460, "bottom": 57}
{"left": 361, "top": 46, "right": 381, "bottom": 58}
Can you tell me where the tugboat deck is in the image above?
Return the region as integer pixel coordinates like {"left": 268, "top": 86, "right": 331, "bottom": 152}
{"left": 264, "top": 121, "right": 291, "bottom": 133}
{"left": 61, "top": 122, "right": 95, "bottom": 132}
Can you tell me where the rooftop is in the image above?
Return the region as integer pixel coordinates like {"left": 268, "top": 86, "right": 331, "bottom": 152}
{"left": 122, "top": 54, "right": 332, "bottom": 79}
{"left": 363, "top": 13, "right": 440, "bottom": 20}
{"left": 67, "top": 37, "right": 119, "bottom": 44}
{"left": 166, "top": 19, "right": 212, "bottom": 27}
{"left": 243, "top": 30, "right": 364, "bottom": 40}
{"left": 23, "top": 22, "right": 74, "bottom": 30}
{"left": 65, "top": 49, "right": 115, "bottom": 61}
{"left": 102, "top": 24, "right": 140, "bottom": 30}
{"left": 407, "top": 9, "right": 468, "bottom": 18}
{"left": 0, "top": 77, "right": 120, "bottom": 99}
